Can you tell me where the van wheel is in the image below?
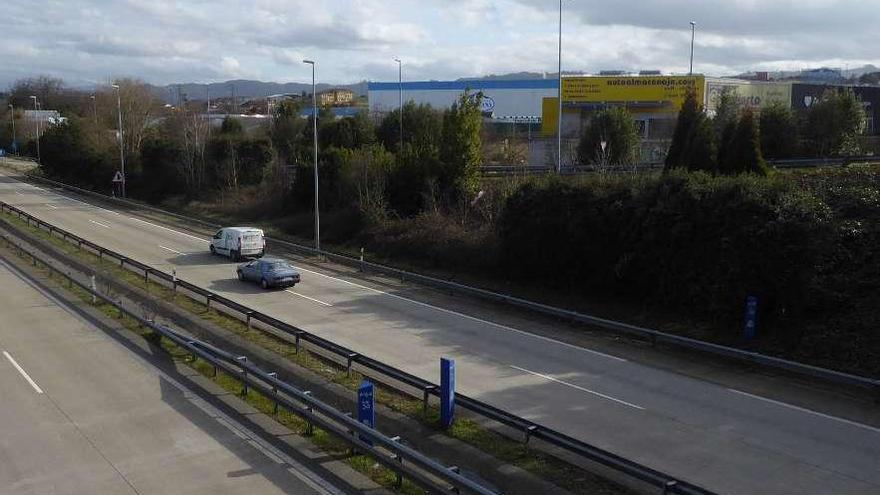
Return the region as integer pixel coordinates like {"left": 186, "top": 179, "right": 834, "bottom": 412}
{"left": 261, "top": 278, "right": 269, "bottom": 290}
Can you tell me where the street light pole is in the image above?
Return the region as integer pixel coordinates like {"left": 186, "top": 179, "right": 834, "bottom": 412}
{"left": 29, "top": 96, "right": 40, "bottom": 164}
{"left": 395, "top": 58, "right": 403, "bottom": 150}
{"left": 557, "top": 0, "right": 564, "bottom": 174}
{"left": 689, "top": 21, "right": 696, "bottom": 75}
{"left": 8, "top": 104, "right": 16, "bottom": 155}
{"left": 303, "top": 59, "right": 320, "bottom": 252}
{"left": 112, "top": 84, "right": 126, "bottom": 198}
{"left": 90, "top": 94, "right": 98, "bottom": 126}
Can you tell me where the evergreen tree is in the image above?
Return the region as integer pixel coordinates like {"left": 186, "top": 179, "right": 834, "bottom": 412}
{"left": 439, "top": 90, "right": 483, "bottom": 198}
{"left": 722, "top": 109, "right": 769, "bottom": 176}
{"left": 759, "top": 102, "right": 798, "bottom": 159}
{"left": 683, "top": 115, "right": 716, "bottom": 172}
{"left": 577, "top": 107, "right": 641, "bottom": 167}
{"left": 664, "top": 90, "right": 700, "bottom": 172}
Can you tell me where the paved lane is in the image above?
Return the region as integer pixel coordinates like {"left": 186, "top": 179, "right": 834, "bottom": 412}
{"left": 0, "top": 256, "right": 341, "bottom": 495}
{"left": 2, "top": 173, "right": 879, "bottom": 494}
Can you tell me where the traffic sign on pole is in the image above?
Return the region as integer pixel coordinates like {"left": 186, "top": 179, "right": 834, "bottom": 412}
{"left": 358, "top": 379, "right": 375, "bottom": 444}
{"left": 112, "top": 171, "right": 124, "bottom": 183}
{"left": 440, "top": 358, "right": 455, "bottom": 429}
{"left": 743, "top": 296, "right": 758, "bottom": 340}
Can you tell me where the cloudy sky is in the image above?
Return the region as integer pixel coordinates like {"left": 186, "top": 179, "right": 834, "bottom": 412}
{"left": 3, "top": 0, "right": 878, "bottom": 88}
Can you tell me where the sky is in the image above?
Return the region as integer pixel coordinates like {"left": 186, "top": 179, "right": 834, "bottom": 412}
{"left": 2, "top": 0, "right": 879, "bottom": 89}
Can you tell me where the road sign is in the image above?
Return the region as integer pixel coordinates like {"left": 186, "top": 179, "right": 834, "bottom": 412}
{"left": 440, "top": 358, "right": 455, "bottom": 429}
{"left": 357, "top": 380, "right": 375, "bottom": 444}
{"left": 743, "top": 296, "right": 758, "bottom": 340}
{"left": 112, "top": 171, "right": 124, "bottom": 183}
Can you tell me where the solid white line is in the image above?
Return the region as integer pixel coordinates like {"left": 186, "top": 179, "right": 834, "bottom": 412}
{"left": 285, "top": 290, "right": 333, "bottom": 307}
{"left": 159, "top": 245, "right": 186, "bottom": 256}
{"left": 510, "top": 365, "right": 644, "bottom": 410}
{"left": 294, "top": 265, "right": 628, "bottom": 363}
{"left": 728, "top": 388, "right": 880, "bottom": 434}
{"left": 14, "top": 191, "right": 23, "bottom": 196}
{"left": 54, "top": 193, "right": 120, "bottom": 215}
{"left": 46, "top": 204, "right": 58, "bottom": 210}
{"left": 3, "top": 351, "right": 44, "bottom": 394}
{"left": 89, "top": 219, "right": 111, "bottom": 229}
{"left": 127, "top": 216, "right": 210, "bottom": 244}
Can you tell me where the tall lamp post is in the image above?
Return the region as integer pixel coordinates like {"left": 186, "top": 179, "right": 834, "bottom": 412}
{"left": 689, "top": 21, "right": 697, "bottom": 75}
{"left": 7, "top": 104, "right": 16, "bottom": 155}
{"left": 29, "top": 96, "right": 40, "bottom": 164}
{"left": 556, "top": 0, "right": 566, "bottom": 174}
{"left": 394, "top": 58, "right": 403, "bottom": 150}
{"left": 90, "top": 94, "right": 98, "bottom": 126}
{"left": 111, "top": 84, "right": 126, "bottom": 198}
{"left": 303, "top": 59, "right": 320, "bottom": 252}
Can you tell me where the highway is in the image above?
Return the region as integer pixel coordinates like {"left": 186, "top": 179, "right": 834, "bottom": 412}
{"left": 0, "top": 254, "right": 344, "bottom": 494}
{"left": 1, "top": 171, "right": 879, "bottom": 495}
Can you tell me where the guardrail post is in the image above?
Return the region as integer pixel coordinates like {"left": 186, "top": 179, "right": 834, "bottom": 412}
{"left": 346, "top": 353, "right": 358, "bottom": 377}
{"left": 117, "top": 299, "right": 124, "bottom": 319}
{"left": 90, "top": 275, "right": 97, "bottom": 304}
{"left": 422, "top": 385, "right": 437, "bottom": 416}
{"left": 294, "top": 331, "right": 302, "bottom": 354}
{"left": 523, "top": 425, "right": 538, "bottom": 445}
{"left": 171, "top": 269, "right": 177, "bottom": 295}
{"left": 236, "top": 356, "right": 248, "bottom": 396}
{"left": 67, "top": 271, "right": 72, "bottom": 288}
{"left": 77, "top": 239, "right": 82, "bottom": 250}
{"left": 143, "top": 268, "right": 149, "bottom": 284}
{"left": 303, "top": 391, "right": 314, "bottom": 436}
{"left": 661, "top": 480, "right": 678, "bottom": 494}
{"left": 359, "top": 247, "right": 364, "bottom": 273}
{"left": 245, "top": 311, "right": 253, "bottom": 330}
{"left": 187, "top": 341, "right": 196, "bottom": 362}
{"left": 206, "top": 294, "right": 213, "bottom": 311}
{"left": 390, "top": 436, "right": 403, "bottom": 488}
{"left": 268, "top": 372, "right": 279, "bottom": 414}
{"left": 448, "top": 466, "right": 461, "bottom": 494}
{"left": 343, "top": 412, "right": 355, "bottom": 455}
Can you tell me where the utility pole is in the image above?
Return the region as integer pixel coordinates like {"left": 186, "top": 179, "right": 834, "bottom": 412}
{"left": 303, "top": 59, "right": 320, "bottom": 252}
{"left": 90, "top": 95, "right": 98, "bottom": 126}
{"left": 7, "top": 104, "right": 16, "bottom": 155}
{"left": 29, "top": 96, "right": 40, "bottom": 164}
{"left": 112, "top": 84, "right": 126, "bottom": 198}
{"left": 395, "top": 58, "right": 403, "bottom": 150}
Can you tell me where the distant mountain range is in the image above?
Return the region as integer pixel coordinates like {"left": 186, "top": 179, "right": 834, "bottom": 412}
{"left": 152, "top": 65, "right": 880, "bottom": 103}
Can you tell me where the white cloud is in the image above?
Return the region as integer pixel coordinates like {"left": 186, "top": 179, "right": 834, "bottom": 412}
{"left": 1, "top": 0, "right": 878, "bottom": 89}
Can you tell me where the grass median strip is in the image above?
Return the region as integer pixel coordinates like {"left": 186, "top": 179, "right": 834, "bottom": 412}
{"left": 0, "top": 207, "right": 630, "bottom": 495}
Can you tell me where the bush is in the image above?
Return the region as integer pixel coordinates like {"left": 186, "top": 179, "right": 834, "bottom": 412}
{"left": 498, "top": 172, "right": 831, "bottom": 329}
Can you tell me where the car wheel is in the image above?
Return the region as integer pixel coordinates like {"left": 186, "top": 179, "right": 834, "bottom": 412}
{"left": 237, "top": 270, "right": 244, "bottom": 281}
{"left": 261, "top": 278, "right": 269, "bottom": 290}
{"left": 209, "top": 245, "right": 216, "bottom": 255}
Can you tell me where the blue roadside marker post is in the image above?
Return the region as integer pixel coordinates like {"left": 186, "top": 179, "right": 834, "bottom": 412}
{"left": 440, "top": 357, "right": 455, "bottom": 429}
{"left": 357, "top": 379, "right": 375, "bottom": 444}
{"left": 744, "top": 295, "right": 759, "bottom": 341}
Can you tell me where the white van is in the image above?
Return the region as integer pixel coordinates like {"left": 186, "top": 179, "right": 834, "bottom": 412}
{"left": 209, "top": 227, "right": 266, "bottom": 261}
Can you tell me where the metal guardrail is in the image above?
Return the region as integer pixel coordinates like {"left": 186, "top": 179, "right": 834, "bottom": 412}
{"left": 478, "top": 156, "right": 878, "bottom": 176}
{"left": 0, "top": 228, "right": 498, "bottom": 495}
{"left": 0, "top": 199, "right": 718, "bottom": 495}
{"left": 13, "top": 176, "right": 880, "bottom": 389}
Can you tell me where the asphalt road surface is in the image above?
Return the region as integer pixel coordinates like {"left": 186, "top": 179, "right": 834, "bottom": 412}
{"left": 0, "top": 255, "right": 342, "bottom": 494}
{"left": 1, "top": 171, "right": 878, "bottom": 495}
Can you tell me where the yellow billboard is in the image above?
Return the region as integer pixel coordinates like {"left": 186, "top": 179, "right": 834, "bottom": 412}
{"left": 562, "top": 75, "right": 705, "bottom": 109}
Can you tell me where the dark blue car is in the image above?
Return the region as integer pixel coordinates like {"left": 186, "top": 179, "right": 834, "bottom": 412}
{"left": 237, "top": 258, "right": 301, "bottom": 289}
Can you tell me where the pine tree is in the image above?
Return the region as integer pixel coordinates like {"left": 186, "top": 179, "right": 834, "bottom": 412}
{"left": 722, "top": 109, "right": 769, "bottom": 176}
{"left": 664, "top": 90, "right": 700, "bottom": 172}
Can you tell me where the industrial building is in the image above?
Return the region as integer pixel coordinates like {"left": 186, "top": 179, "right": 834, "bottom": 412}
{"left": 368, "top": 79, "right": 558, "bottom": 120}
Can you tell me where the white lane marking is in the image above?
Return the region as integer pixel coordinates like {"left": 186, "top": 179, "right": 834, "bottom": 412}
{"left": 728, "top": 388, "right": 880, "bottom": 434}
{"left": 294, "top": 265, "right": 627, "bottom": 363}
{"left": 159, "top": 245, "right": 187, "bottom": 256}
{"left": 14, "top": 191, "right": 23, "bottom": 196}
{"left": 510, "top": 365, "right": 644, "bottom": 410}
{"left": 89, "top": 220, "right": 111, "bottom": 229}
{"left": 127, "top": 216, "right": 210, "bottom": 244}
{"left": 285, "top": 290, "right": 333, "bottom": 307}
{"left": 3, "top": 351, "right": 44, "bottom": 394}
{"left": 54, "top": 193, "right": 121, "bottom": 215}
{"left": 46, "top": 204, "right": 58, "bottom": 210}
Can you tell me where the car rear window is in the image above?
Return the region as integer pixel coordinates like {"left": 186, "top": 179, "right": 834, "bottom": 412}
{"left": 270, "top": 262, "right": 291, "bottom": 270}
{"left": 243, "top": 234, "right": 260, "bottom": 241}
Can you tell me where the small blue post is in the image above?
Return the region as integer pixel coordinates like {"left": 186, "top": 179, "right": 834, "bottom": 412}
{"left": 744, "top": 295, "right": 759, "bottom": 340}
{"left": 440, "top": 358, "right": 455, "bottom": 429}
{"left": 357, "top": 379, "right": 375, "bottom": 444}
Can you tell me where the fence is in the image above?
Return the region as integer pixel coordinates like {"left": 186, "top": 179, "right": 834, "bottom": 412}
{"left": 0, "top": 199, "right": 717, "bottom": 495}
